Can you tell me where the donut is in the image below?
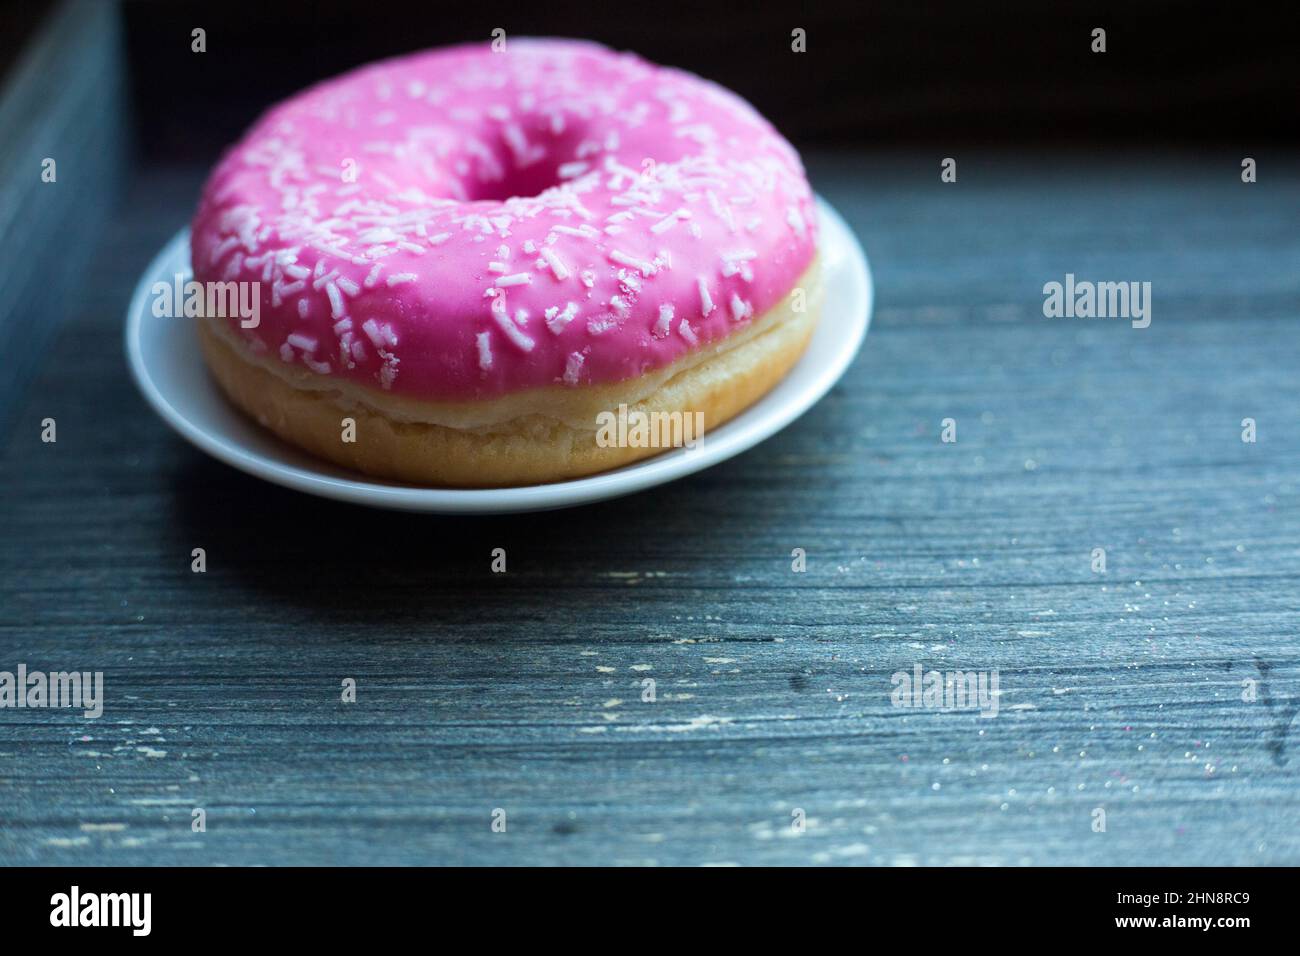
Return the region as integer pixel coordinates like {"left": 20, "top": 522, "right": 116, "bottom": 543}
{"left": 190, "top": 38, "right": 821, "bottom": 486}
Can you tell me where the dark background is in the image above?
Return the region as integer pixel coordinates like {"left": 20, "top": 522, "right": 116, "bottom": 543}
{"left": 6, "top": 0, "right": 1294, "bottom": 156}
{"left": 112, "top": 0, "right": 1299, "bottom": 158}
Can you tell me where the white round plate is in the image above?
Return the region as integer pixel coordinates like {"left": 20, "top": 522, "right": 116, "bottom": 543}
{"left": 125, "top": 196, "right": 872, "bottom": 514}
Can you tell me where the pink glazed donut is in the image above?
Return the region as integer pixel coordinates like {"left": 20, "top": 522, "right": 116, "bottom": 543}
{"left": 191, "top": 38, "right": 821, "bottom": 486}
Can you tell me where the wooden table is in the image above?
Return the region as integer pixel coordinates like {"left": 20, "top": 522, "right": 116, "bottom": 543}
{"left": 2, "top": 152, "right": 1298, "bottom": 865}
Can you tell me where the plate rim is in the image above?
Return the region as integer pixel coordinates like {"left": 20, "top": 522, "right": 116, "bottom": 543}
{"left": 125, "top": 195, "right": 872, "bottom": 514}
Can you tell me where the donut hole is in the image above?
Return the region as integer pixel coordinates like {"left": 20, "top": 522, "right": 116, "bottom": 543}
{"left": 464, "top": 162, "right": 568, "bottom": 202}
{"left": 459, "top": 120, "right": 593, "bottom": 202}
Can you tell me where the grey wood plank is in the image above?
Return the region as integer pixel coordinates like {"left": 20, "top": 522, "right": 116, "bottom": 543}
{"left": 0, "top": 0, "right": 128, "bottom": 428}
{"left": 1, "top": 153, "right": 1298, "bottom": 866}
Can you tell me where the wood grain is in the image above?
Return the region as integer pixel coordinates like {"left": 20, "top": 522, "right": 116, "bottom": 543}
{"left": 1, "top": 154, "right": 1298, "bottom": 865}
{"left": 0, "top": 0, "right": 128, "bottom": 429}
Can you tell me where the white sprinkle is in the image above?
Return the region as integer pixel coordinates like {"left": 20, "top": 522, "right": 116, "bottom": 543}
{"left": 545, "top": 301, "right": 579, "bottom": 334}
{"left": 221, "top": 252, "right": 243, "bottom": 281}
{"left": 729, "top": 293, "right": 752, "bottom": 321}
{"left": 558, "top": 161, "right": 589, "bottom": 179}
{"left": 386, "top": 273, "right": 418, "bottom": 286}
{"left": 361, "top": 319, "right": 385, "bottom": 347}
{"left": 332, "top": 318, "right": 352, "bottom": 335}
{"left": 363, "top": 264, "right": 383, "bottom": 288}
{"left": 491, "top": 295, "right": 535, "bottom": 352}
{"left": 487, "top": 261, "right": 508, "bottom": 273}
{"left": 653, "top": 304, "right": 674, "bottom": 338}
{"left": 284, "top": 264, "right": 311, "bottom": 280}
{"left": 721, "top": 252, "right": 755, "bottom": 282}
{"left": 707, "top": 190, "right": 737, "bottom": 232}
{"left": 279, "top": 343, "right": 295, "bottom": 362}
{"left": 721, "top": 262, "right": 746, "bottom": 280}
{"left": 539, "top": 247, "right": 570, "bottom": 280}
{"left": 208, "top": 236, "right": 239, "bottom": 267}
{"left": 580, "top": 270, "right": 596, "bottom": 288}
{"left": 286, "top": 333, "right": 316, "bottom": 351}
{"left": 325, "top": 281, "right": 345, "bottom": 319}
{"left": 650, "top": 208, "right": 690, "bottom": 234}
{"left": 297, "top": 298, "right": 310, "bottom": 318}
{"left": 476, "top": 331, "right": 493, "bottom": 370}
{"left": 679, "top": 319, "right": 699, "bottom": 345}
{"left": 786, "top": 206, "right": 806, "bottom": 236}
{"left": 428, "top": 232, "right": 452, "bottom": 245}
{"left": 697, "top": 278, "right": 715, "bottom": 317}
{"left": 495, "top": 273, "right": 532, "bottom": 287}
{"left": 552, "top": 224, "right": 599, "bottom": 238}
{"left": 563, "top": 351, "right": 584, "bottom": 385}
{"left": 523, "top": 240, "right": 537, "bottom": 254}
{"left": 377, "top": 350, "right": 398, "bottom": 388}
{"left": 359, "top": 226, "right": 401, "bottom": 244}
{"left": 336, "top": 277, "right": 360, "bottom": 297}
{"left": 610, "top": 250, "right": 658, "bottom": 276}
{"left": 502, "top": 123, "right": 533, "bottom": 167}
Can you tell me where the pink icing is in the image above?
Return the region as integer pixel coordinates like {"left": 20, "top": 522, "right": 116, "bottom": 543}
{"left": 191, "top": 38, "right": 817, "bottom": 400}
